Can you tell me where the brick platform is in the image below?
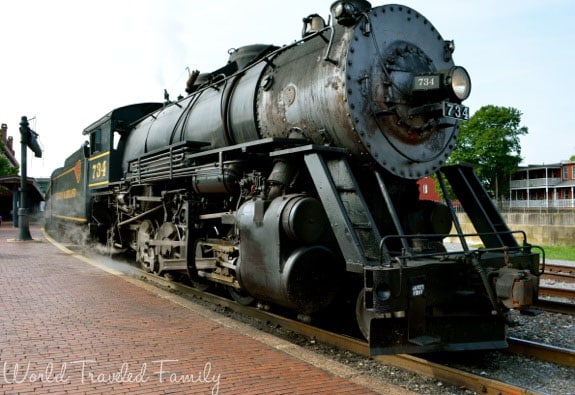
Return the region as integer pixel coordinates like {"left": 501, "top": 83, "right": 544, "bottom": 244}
{"left": 0, "top": 224, "right": 414, "bottom": 395}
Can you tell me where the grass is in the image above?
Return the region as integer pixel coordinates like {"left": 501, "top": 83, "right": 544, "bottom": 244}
{"left": 471, "top": 244, "right": 575, "bottom": 261}
{"left": 540, "top": 245, "right": 575, "bottom": 261}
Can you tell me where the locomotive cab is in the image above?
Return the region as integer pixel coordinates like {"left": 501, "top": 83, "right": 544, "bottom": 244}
{"left": 83, "top": 103, "right": 163, "bottom": 189}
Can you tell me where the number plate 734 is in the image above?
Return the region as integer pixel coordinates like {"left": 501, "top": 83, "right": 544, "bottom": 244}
{"left": 443, "top": 102, "right": 470, "bottom": 120}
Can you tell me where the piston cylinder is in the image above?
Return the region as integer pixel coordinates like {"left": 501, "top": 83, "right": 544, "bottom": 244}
{"left": 236, "top": 194, "right": 343, "bottom": 313}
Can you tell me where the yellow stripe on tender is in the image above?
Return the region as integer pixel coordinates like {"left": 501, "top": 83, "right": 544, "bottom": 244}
{"left": 88, "top": 181, "right": 109, "bottom": 188}
{"left": 53, "top": 214, "right": 88, "bottom": 222}
{"left": 53, "top": 166, "right": 76, "bottom": 180}
{"left": 89, "top": 151, "right": 110, "bottom": 161}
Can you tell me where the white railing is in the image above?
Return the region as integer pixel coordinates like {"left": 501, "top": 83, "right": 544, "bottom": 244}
{"left": 507, "top": 200, "right": 575, "bottom": 209}
{"left": 509, "top": 177, "right": 562, "bottom": 189}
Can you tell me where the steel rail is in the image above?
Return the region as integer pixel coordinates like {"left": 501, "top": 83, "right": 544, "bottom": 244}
{"left": 541, "top": 263, "right": 575, "bottom": 276}
{"left": 538, "top": 261, "right": 575, "bottom": 304}
{"left": 507, "top": 337, "right": 575, "bottom": 368}
{"left": 534, "top": 299, "right": 575, "bottom": 315}
{"left": 539, "top": 286, "right": 575, "bottom": 300}
{"left": 541, "top": 263, "right": 575, "bottom": 284}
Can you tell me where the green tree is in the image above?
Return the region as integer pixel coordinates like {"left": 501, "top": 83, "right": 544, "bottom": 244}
{"left": 0, "top": 138, "right": 18, "bottom": 176}
{"left": 447, "top": 105, "right": 527, "bottom": 199}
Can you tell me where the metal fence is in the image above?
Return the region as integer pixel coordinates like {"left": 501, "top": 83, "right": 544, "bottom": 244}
{"left": 452, "top": 200, "right": 575, "bottom": 225}
{"left": 496, "top": 200, "right": 575, "bottom": 225}
{"left": 503, "top": 200, "right": 575, "bottom": 209}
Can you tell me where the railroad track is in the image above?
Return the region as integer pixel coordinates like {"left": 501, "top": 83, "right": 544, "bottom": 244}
{"left": 539, "top": 286, "right": 575, "bottom": 300}
{"left": 538, "top": 262, "right": 575, "bottom": 310}
{"left": 542, "top": 263, "right": 575, "bottom": 283}
{"left": 51, "top": 234, "right": 573, "bottom": 395}
{"left": 507, "top": 337, "right": 575, "bottom": 368}
{"left": 534, "top": 298, "right": 575, "bottom": 315}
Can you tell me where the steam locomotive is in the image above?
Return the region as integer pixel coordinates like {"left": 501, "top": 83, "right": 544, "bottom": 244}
{"left": 46, "top": 1, "right": 541, "bottom": 355}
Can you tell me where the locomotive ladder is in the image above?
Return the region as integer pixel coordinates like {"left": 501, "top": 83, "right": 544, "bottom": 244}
{"left": 441, "top": 164, "right": 518, "bottom": 249}
{"left": 304, "top": 152, "right": 381, "bottom": 273}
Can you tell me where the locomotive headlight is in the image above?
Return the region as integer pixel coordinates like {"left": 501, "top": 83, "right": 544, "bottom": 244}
{"left": 412, "top": 66, "right": 471, "bottom": 102}
{"left": 376, "top": 283, "right": 391, "bottom": 301}
{"left": 447, "top": 66, "right": 471, "bottom": 101}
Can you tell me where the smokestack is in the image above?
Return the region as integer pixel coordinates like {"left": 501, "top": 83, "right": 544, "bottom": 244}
{"left": 1, "top": 123, "right": 6, "bottom": 144}
{"left": 7, "top": 136, "right": 14, "bottom": 153}
{"left": 1, "top": 124, "right": 15, "bottom": 154}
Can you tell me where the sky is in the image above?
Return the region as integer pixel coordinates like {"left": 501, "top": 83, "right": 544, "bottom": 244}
{"left": 1, "top": 0, "right": 574, "bottom": 178}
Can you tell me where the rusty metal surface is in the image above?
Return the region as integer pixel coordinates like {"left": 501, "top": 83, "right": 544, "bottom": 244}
{"left": 539, "top": 286, "right": 575, "bottom": 300}
{"left": 345, "top": 5, "right": 459, "bottom": 179}
{"left": 374, "top": 354, "right": 543, "bottom": 395}
{"left": 541, "top": 263, "right": 575, "bottom": 284}
{"left": 256, "top": 29, "right": 357, "bottom": 152}
{"left": 534, "top": 299, "right": 575, "bottom": 315}
{"left": 507, "top": 337, "right": 575, "bottom": 368}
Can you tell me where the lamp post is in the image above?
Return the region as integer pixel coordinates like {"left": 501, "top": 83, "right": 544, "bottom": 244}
{"left": 17, "top": 116, "right": 41, "bottom": 241}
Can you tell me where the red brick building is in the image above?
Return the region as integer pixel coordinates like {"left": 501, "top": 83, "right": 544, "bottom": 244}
{"left": 1, "top": 123, "right": 19, "bottom": 169}
{"left": 417, "top": 176, "right": 442, "bottom": 201}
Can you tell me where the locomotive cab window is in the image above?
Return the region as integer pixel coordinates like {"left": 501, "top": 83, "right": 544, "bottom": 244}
{"left": 112, "top": 131, "right": 121, "bottom": 151}
{"left": 90, "top": 128, "right": 102, "bottom": 154}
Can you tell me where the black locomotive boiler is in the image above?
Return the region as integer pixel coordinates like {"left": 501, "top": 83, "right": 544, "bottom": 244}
{"left": 46, "top": 1, "right": 541, "bottom": 355}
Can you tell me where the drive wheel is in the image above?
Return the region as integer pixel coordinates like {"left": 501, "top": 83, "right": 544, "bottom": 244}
{"left": 156, "top": 222, "right": 182, "bottom": 261}
{"left": 137, "top": 220, "right": 157, "bottom": 273}
{"left": 228, "top": 287, "right": 255, "bottom": 306}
